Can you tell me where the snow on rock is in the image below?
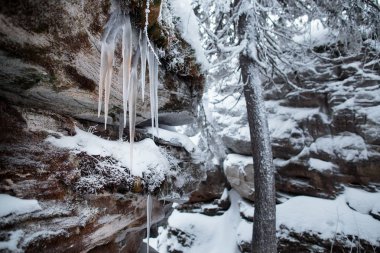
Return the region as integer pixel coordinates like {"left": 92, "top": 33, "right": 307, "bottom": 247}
{"left": 46, "top": 127, "right": 170, "bottom": 178}
{"left": 146, "top": 127, "right": 197, "bottom": 154}
{"left": 155, "top": 188, "right": 380, "bottom": 252}
{"left": 0, "top": 230, "right": 24, "bottom": 252}
{"left": 209, "top": 87, "right": 321, "bottom": 156}
{"left": 344, "top": 187, "right": 380, "bottom": 217}
{"left": 310, "top": 133, "right": 368, "bottom": 162}
{"left": 236, "top": 219, "right": 252, "bottom": 251}
{"left": 309, "top": 158, "right": 337, "bottom": 172}
{"left": 292, "top": 18, "right": 332, "bottom": 46}
{"left": 236, "top": 187, "right": 380, "bottom": 248}
{"left": 0, "top": 194, "right": 42, "bottom": 217}
{"left": 360, "top": 105, "right": 380, "bottom": 125}
{"left": 223, "top": 154, "right": 253, "bottom": 170}
{"left": 155, "top": 190, "right": 242, "bottom": 253}
{"left": 238, "top": 200, "right": 254, "bottom": 221}
{"left": 276, "top": 192, "right": 380, "bottom": 246}
{"left": 223, "top": 154, "right": 255, "bottom": 201}
{"left": 168, "top": 0, "right": 209, "bottom": 69}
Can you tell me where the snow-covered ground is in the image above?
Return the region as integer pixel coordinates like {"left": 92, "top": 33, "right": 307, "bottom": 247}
{"left": 151, "top": 188, "right": 380, "bottom": 253}
{"left": 152, "top": 190, "right": 242, "bottom": 253}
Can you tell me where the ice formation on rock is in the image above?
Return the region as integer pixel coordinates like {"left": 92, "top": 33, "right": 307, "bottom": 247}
{"left": 146, "top": 193, "right": 153, "bottom": 252}
{"left": 98, "top": 10, "right": 160, "bottom": 170}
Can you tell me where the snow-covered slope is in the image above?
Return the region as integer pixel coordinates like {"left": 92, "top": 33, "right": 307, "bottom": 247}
{"left": 154, "top": 188, "right": 380, "bottom": 253}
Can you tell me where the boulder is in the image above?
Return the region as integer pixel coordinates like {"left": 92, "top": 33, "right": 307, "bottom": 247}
{"left": 223, "top": 154, "right": 255, "bottom": 201}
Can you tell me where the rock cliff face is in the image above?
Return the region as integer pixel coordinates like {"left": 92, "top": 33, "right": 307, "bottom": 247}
{"left": 0, "top": 0, "right": 206, "bottom": 252}
{"left": 0, "top": 103, "right": 164, "bottom": 252}
{"left": 217, "top": 43, "right": 380, "bottom": 199}
{"left": 0, "top": 0, "right": 204, "bottom": 126}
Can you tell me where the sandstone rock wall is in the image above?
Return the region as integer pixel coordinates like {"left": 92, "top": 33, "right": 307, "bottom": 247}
{"left": 219, "top": 43, "right": 380, "bottom": 199}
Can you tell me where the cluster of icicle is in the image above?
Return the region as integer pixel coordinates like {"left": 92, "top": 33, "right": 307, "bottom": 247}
{"left": 97, "top": 4, "right": 157, "bottom": 252}
{"left": 98, "top": 15, "right": 159, "bottom": 167}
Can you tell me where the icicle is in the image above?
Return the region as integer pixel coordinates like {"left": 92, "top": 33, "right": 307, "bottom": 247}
{"left": 146, "top": 194, "right": 152, "bottom": 253}
{"left": 153, "top": 55, "right": 159, "bottom": 136}
{"left": 118, "top": 112, "right": 124, "bottom": 140}
{"left": 128, "top": 46, "right": 141, "bottom": 171}
{"left": 139, "top": 33, "right": 147, "bottom": 102}
{"left": 104, "top": 43, "right": 115, "bottom": 128}
{"left": 98, "top": 42, "right": 115, "bottom": 129}
{"left": 128, "top": 68, "right": 137, "bottom": 171}
{"left": 98, "top": 11, "right": 120, "bottom": 129}
{"left": 146, "top": 48, "right": 159, "bottom": 137}
{"left": 98, "top": 43, "right": 107, "bottom": 118}
{"left": 147, "top": 49, "right": 155, "bottom": 138}
{"left": 122, "top": 15, "right": 133, "bottom": 127}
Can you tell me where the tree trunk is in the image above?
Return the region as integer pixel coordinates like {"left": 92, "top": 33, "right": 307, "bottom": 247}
{"left": 238, "top": 7, "right": 277, "bottom": 249}
{"left": 240, "top": 53, "right": 277, "bottom": 253}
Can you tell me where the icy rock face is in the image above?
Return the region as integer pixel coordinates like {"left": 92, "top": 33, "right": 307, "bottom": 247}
{"left": 0, "top": 0, "right": 204, "bottom": 126}
{"left": 211, "top": 44, "right": 380, "bottom": 198}
{"left": 0, "top": 103, "right": 174, "bottom": 252}
{"left": 0, "top": 99, "right": 209, "bottom": 252}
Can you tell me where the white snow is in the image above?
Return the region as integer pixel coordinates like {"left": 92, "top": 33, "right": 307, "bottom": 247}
{"left": 220, "top": 188, "right": 229, "bottom": 202}
{"left": 223, "top": 154, "right": 253, "bottom": 172}
{"left": 344, "top": 187, "right": 380, "bottom": 216}
{"left": 360, "top": 105, "right": 380, "bottom": 124}
{"left": 238, "top": 200, "right": 254, "bottom": 220}
{"left": 310, "top": 133, "right": 368, "bottom": 162}
{"left": 276, "top": 190, "right": 380, "bottom": 245}
{"left": 156, "top": 188, "right": 380, "bottom": 252}
{"left": 146, "top": 127, "right": 197, "bottom": 153}
{"left": 0, "top": 230, "right": 24, "bottom": 252}
{"left": 0, "top": 194, "right": 42, "bottom": 217}
{"left": 293, "top": 18, "right": 332, "bottom": 46}
{"left": 46, "top": 127, "right": 170, "bottom": 178}
{"left": 236, "top": 219, "right": 252, "bottom": 245}
{"left": 309, "top": 158, "right": 337, "bottom": 172}
{"left": 209, "top": 85, "right": 324, "bottom": 147}
{"left": 168, "top": 0, "right": 209, "bottom": 69}
{"left": 155, "top": 190, "right": 241, "bottom": 253}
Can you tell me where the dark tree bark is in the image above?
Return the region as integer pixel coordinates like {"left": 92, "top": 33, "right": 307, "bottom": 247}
{"left": 238, "top": 8, "right": 277, "bottom": 253}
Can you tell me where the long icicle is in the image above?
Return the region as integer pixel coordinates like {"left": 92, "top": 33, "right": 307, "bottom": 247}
{"left": 98, "top": 43, "right": 107, "bottom": 118}
{"left": 98, "top": 9, "right": 119, "bottom": 128}
{"left": 153, "top": 55, "right": 159, "bottom": 136}
{"left": 147, "top": 49, "right": 155, "bottom": 138}
{"left": 104, "top": 42, "right": 115, "bottom": 128}
{"left": 128, "top": 46, "right": 141, "bottom": 172}
{"left": 146, "top": 193, "right": 152, "bottom": 253}
{"left": 140, "top": 33, "right": 148, "bottom": 102}
{"left": 122, "top": 15, "right": 133, "bottom": 127}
